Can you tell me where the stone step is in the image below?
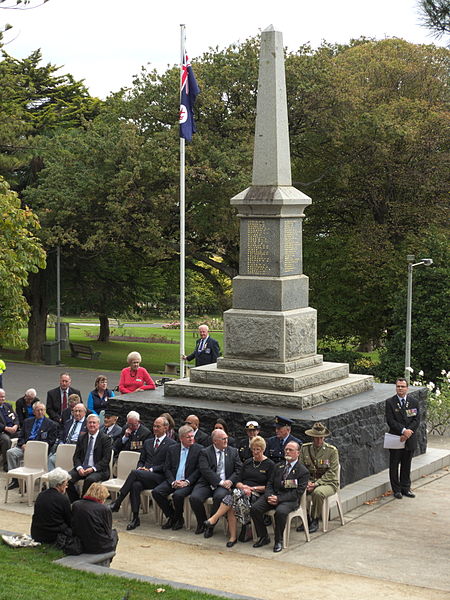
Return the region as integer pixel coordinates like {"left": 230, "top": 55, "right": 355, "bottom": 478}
{"left": 164, "top": 373, "right": 374, "bottom": 410}
{"left": 190, "top": 361, "right": 350, "bottom": 392}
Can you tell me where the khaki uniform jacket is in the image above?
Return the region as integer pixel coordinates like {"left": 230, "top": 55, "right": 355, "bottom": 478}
{"left": 300, "top": 442, "right": 339, "bottom": 492}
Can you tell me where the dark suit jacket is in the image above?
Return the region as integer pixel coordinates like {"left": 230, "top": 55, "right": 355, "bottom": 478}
{"left": 72, "top": 498, "right": 116, "bottom": 553}
{"left": 31, "top": 487, "right": 72, "bottom": 543}
{"left": 18, "top": 416, "right": 58, "bottom": 448}
{"left": 198, "top": 445, "right": 242, "bottom": 488}
{"left": 386, "top": 394, "right": 420, "bottom": 451}
{"left": 114, "top": 424, "right": 151, "bottom": 455}
{"left": 186, "top": 336, "right": 220, "bottom": 366}
{"left": 72, "top": 430, "right": 112, "bottom": 477}
{"left": 15, "top": 396, "right": 40, "bottom": 428}
{"left": 265, "top": 460, "right": 309, "bottom": 505}
{"left": 102, "top": 423, "right": 123, "bottom": 443}
{"left": 266, "top": 433, "right": 301, "bottom": 463}
{"left": 46, "top": 387, "right": 82, "bottom": 422}
{"left": 164, "top": 442, "right": 202, "bottom": 485}
{"left": 193, "top": 428, "right": 210, "bottom": 448}
{"left": 137, "top": 436, "right": 176, "bottom": 472}
{"left": 60, "top": 417, "right": 87, "bottom": 444}
{"left": 0, "top": 402, "right": 18, "bottom": 434}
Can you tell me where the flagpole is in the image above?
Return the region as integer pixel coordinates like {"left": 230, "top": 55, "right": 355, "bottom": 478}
{"left": 179, "top": 24, "right": 186, "bottom": 379}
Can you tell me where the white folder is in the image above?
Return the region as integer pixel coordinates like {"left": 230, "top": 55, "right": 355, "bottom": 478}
{"left": 383, "top": 433, "right": 405, "bottom": 449}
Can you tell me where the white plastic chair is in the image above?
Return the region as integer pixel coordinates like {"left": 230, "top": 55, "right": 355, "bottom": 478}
{"left": 103, "top": 451, "right": 139, "bottom": 516}
{"left": 41, "top": 444, "right": 76, "bottom": 488}
{"left": 4, "top": 441, "right": 49, "bottom": 506}
{"left": 321, "top": 464, "right": 345, "bottom": 532}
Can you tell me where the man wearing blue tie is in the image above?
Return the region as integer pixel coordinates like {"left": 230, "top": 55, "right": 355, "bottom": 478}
{"left": 152, "top": 425, "right": 203, "bottom": 531}
{"left": 182, "top": 325, "right": 220, "bottom": 367}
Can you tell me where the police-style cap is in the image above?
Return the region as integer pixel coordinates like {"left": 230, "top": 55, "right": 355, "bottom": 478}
{"left": 245, "top": 420, "right": 260, "bottom": 429}
{"left": 273, "top": 416, "right": 294, "bottom": 427}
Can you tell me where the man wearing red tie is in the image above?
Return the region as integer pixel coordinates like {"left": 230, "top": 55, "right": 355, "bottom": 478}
{"left": 46, "top": 373, "right": 81, "bottom": 424}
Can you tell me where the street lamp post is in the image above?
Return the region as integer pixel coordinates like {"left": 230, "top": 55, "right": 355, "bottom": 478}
{"left": 405, "top": 255, "right": 433, "bottom": 383}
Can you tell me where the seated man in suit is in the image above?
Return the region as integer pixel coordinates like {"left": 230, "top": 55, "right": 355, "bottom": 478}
{"left": 266, "top": 416, "right": 301, "bottom": 463}
{"left": 152, "top": 424, "right": 203, "bottom": 531}
{"left": 189, "top": 429, "right": 242, "bottom": 537}
{"left": 47, "top": 402, "right": 87, "bottom": 470}
{"left": 113, "top": 410, "right": 151, "bottom": 456}
{"left": 0, "top": 388, "right": 19, "bottom": 472}
{"left": 101, "top": 412, "right": 122, "bottom": 443}
{"left": 6, "top": 402, "right": 58, "bottom": 489}
{"left": 182, "top": 324, "right": 220, "bottom": 367}
{"left": 67, "top": 414, "right": 112, "bottom": 502}
{"left": 15, "top": 388, "right": 39, "bottom": 428}
{"left": 109, "top": 416, "right": 176, "bottom": 530}
{"left": 251, "top": 441, "right": 309, "bottom": 552}
{"left": 46, "top": 372, "right": 81, "bottom": 424}
{"left": 184, "top": 414, "right": 210, "bottom": 447}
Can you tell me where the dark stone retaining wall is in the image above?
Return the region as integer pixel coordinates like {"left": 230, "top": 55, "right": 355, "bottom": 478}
{"left": 107, "top": 384, "right": 427, "bottom": 488}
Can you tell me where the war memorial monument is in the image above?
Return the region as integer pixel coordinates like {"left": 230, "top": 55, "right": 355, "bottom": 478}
{"left": 110, "top": 26, "right": 427, "bottom": 486}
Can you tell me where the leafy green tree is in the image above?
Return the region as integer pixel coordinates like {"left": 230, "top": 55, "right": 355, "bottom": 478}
{"left": 0, "top": 176, "right": 45, "bottom": 347}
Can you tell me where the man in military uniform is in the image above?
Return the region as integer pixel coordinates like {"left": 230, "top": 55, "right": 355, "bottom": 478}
{"left": 237, "top": 420, "right": 261, "bottom": 462}
{"left": 297, "top": 422, "right": 339, "bottom": 533}
{"left": 266, "top": 416, "right": 301, "bottom": 463}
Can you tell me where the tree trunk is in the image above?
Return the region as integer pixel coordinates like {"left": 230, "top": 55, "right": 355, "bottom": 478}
{"left": 97, "top": 314, "right": 110, "bottom": 342}
{"left": 25, "top": 269, "right": 49, "bottom": 362}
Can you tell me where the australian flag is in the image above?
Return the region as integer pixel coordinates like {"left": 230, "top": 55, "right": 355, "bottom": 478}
{"left": 179, "top": 52, "right": 199, "bottom": 141}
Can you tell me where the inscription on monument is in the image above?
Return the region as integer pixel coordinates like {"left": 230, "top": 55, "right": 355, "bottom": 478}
{"left": 283, "top": 219, "right": 301, "bottom": 274}
{"left": 247, "top": 220, "right": 271, "bottom": 275}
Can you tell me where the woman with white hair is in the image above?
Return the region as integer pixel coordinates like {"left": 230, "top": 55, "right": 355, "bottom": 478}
{"left": 31, "top": 468, "right": 72, "bottom": 543}
{"left": 118, "top": 351, "right": 155, "bottom": 394}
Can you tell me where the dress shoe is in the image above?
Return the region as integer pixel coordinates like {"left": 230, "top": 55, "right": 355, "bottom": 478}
{"left": 226, "top": 539, "right": 237, "bottom": 548}
{"left": 273, "top": 542, "right": 283, "bottom": 553}
{"left": 253, "top": 536, "right": 271, "bottom": 548}
{"left": 203, "top": 520, "right": 215, "bottom": 538}
{"left": 308, "top": 518, "right": 319, "bottom": 533}
{"left": 402, "top": 490, "right": 415, "bottom": 498}
{"left": 126, "top": 516, "right": 141, "bottom": 530}
{"left": 296, "top": 522, "right": 306, "bottom": 532}
{"left": 109, "top": 498, "right": 122, "bottom": 512}
{"left": 172, "top": 518, "right": 184, "bottom": 531}
{"left": 394, "top": 492, "right": 403, "bottom": 499}
{"left": 7, "top": 480, "right": 19, "bottom": 490}
{"left": 161, "top": 517, "right": 174, "bottom": 530}
{"left": 194, "top": 523, "right": 206, "bottom": 535}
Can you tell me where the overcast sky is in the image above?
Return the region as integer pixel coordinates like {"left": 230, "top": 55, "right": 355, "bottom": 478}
{"left": 2, "top": 0, "right": 444, "bottom": 98}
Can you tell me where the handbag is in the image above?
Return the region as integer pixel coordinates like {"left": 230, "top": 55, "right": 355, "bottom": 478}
{"left": 55, "top": 533, "right": 83, "bottom": 555}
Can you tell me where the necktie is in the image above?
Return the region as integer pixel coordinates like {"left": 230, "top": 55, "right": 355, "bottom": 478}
{"left": 29, "top": 418, "right": 42, "bottom": 440}
{"left": 216, "top": 450, "right": 224, "bottom": 474}
{"left": 283, "top": 462, "right": 291, "bottom": 480}
{"left": 176, "top": 447, "right": 188, "bottom": 481}
{"left": 62, "top": 390, "right": 68, "bottom": 411}
{"left": 154, "top": 438, "right": 160, "bottom": 450}
{"left": 84, "top": 435, "right": 94, "bottom": 467}
{"left": 66, "top": 419, "right": 78, "bottom": 443}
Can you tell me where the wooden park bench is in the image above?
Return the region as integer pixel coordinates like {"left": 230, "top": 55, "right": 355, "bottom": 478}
{"left": 69, "top": 342, "right": 101, "bottom": 360}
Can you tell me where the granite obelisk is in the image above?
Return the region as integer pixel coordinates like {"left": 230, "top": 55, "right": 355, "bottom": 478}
{"left": 165, "top": 26, "right": 373, "bottom": 408}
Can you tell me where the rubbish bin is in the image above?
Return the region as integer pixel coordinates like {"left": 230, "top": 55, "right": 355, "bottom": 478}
{"left": 55, "top": 322, "right": 70, "bottom": 350}
{"left": 41, "top": 341, "right": 59, "bottom": 365}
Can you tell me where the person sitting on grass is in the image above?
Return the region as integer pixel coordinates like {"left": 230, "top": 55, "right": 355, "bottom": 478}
{"left": 31, "top": 468, "right": 72, "bottom": 544}
{"left": 118, "top": 351, "right": 156, "bottom": 394}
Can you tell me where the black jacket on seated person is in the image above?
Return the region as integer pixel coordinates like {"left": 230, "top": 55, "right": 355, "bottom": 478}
{"left": 31, "top": 487, "right": 72, "bottom": 543}
{"left": 72, "top": 497, "right": 117, "bottom": 553}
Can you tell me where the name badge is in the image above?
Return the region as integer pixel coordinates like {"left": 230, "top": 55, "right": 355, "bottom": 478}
{"left": 41, "top": 432, "right": 47, "bottom": 440}
{"left": 205, "top": 348, "right": 211, "bottom": 354}
{"left": 136, "top": 378, "right": 142, "bottom": 383}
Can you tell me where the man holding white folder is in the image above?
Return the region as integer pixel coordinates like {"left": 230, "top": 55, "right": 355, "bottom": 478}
{"left": 385, "top": 378, "right": 420, "bottom": 499}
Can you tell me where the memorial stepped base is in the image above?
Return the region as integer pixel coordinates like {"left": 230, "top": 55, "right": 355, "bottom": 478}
{"left": 164, "top": 364, "right": 374, "bottom": 410}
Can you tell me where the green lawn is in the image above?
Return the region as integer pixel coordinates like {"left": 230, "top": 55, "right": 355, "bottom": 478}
{"left": 0, "top": 324, "right": 225, "bottom": 375}
{"left": 0, "top": 543, "right": 226, "bottom": 600}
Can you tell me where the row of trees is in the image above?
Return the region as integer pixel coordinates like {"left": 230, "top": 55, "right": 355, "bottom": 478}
{"left": 0, "top": 32, "right": 448, "bottom": 378}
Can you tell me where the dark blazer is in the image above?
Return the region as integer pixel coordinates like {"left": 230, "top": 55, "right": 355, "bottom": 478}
{"left": 198, "top": 444, "right": 242, "bottom": 488}
{"left": 164, "top": 442, "right": 202, "bottom": 485}
{"left": 137, "top": 436, "right": 176, "bottom": 472}
{"left": 266, "top": 433, "right": 301, "bottom": 463}
{"left": 0, "top": 402, "right": 18, "bottom": 434}
{"left": 102, "top": 423, "right": 123, "bottom": 443}
{"left": 193, "top": 428, "right": 210, "bottom": 448}
{"left": 18, "top": 416, "right": 58, "bottom": 448}
{"left": 265, "top": 460, "right": 309, "bottom": 505}
{"left": 186, "top": 336, "right": 220, "bottom": 366}
{"left": 31, "top": 487, "right": 72, "bottom": 543}
{"left": 71, "top": 498, "right": 116, "bottom": 553}
{"left": 46, "top": 387, "right": 82, "bottom": 423}
{"left": 72, "top": 431, "right": 112, "bottom": 478}
{"left": 15, "top": 396, "right": 40, "bottom": 428}
{"left": 386, "top": 395, "right": 420, "bottom": 451}
{"left": 114, "top": 424, "right": 151, "bottom": 455}
{"left": 60, "top": 417, "right": 87, "bottom": 444}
